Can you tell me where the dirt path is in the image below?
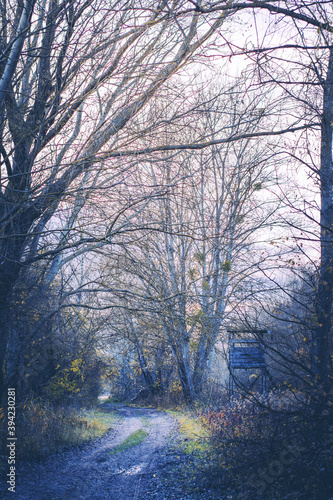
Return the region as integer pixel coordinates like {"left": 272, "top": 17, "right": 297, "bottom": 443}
{"left": 2, "top": 406, "right": 180, "bottom": 500}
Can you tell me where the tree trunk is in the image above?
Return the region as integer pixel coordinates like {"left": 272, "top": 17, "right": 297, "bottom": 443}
{"left": 314, "top": 46, "right": 333, "bottom": 395}
{"left": 177, "top": 359, "right": 195, "bottom": 404}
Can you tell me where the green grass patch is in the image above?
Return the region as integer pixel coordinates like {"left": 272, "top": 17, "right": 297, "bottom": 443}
{"left": 65, "top": 408, "right": 121, "bottom": 444}
{"left": 108, "top": 428, "right": 148, "bottom": 455}
{"left": 168, "top": 410, "right": 211, "bottom": 454}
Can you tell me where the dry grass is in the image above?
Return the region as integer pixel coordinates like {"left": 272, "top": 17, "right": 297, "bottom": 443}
{"left": 0, "top": 399, "right": 120, "bottom": 460}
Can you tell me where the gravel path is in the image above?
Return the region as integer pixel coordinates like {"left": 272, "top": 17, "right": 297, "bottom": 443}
{"left": 1, "top": 406, "right": 182, "bottom": 500}
{"left": 1, "top": 405, "right": 226, "bottom": 499}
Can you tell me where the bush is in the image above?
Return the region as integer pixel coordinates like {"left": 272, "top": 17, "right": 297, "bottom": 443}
{"left": 200, "top": 391, "right": 333, "bottom": 499}
{"left": 0, "top": 397, "right": 117, "bottom": 461}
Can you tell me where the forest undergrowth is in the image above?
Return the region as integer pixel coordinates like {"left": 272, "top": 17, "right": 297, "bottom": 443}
{"left": 1, "top": 391, "right": 333, "bottom": 499}
{"left": 0, "top": 398, "right": 120, "bottom": 464}
{"left": 173, "top": 392, "right": 333, "bottom": 499}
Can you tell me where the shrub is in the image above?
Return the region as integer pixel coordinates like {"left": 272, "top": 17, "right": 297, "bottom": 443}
{"left": 0, "top": 398, "right": 117, "bottom": 461}
{"left": 200, "top": 391, "right": 333, "bottom": 499}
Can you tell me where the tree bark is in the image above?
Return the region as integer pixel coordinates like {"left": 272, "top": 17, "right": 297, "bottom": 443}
{"left": 313, "top": 46, "right": 333, "bottom": 394}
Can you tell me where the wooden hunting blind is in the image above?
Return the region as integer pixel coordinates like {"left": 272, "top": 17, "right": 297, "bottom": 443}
{"left": 228, "top": 329, "right": 267, "bottom": 396}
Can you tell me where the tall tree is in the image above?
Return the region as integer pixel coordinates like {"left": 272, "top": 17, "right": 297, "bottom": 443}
{"left": 0, "top": 0, "right": 227, "bottom": 397}
{"left": 186, "top": 0, "right": 333, "bottom": 396}
{"left": 105, "top": 86, "right": 279, "bottom": 401}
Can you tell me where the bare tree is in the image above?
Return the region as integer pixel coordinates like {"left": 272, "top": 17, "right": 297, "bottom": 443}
{"left": 186, "top": 0, "right": 333, "bottom": 401}
{"left": 100, "top": 85, "right": 282, "bottom": 402}
{"left": 0, "top": 0, "right": 228, "bottom": 397}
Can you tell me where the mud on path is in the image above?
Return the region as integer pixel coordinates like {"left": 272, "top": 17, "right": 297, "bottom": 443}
{"left": 2, "top": 406, "right": 182, "bottom": 500}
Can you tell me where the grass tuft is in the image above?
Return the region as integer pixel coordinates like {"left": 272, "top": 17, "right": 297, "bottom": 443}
{"left": 63, "top": 408, "right": 120, "bottom": 444}
{"left": 168, "top": 410, "right": 210, "bottom": 454}
{"left": 108, "top": 428, "right": 148, "bottom": 455}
